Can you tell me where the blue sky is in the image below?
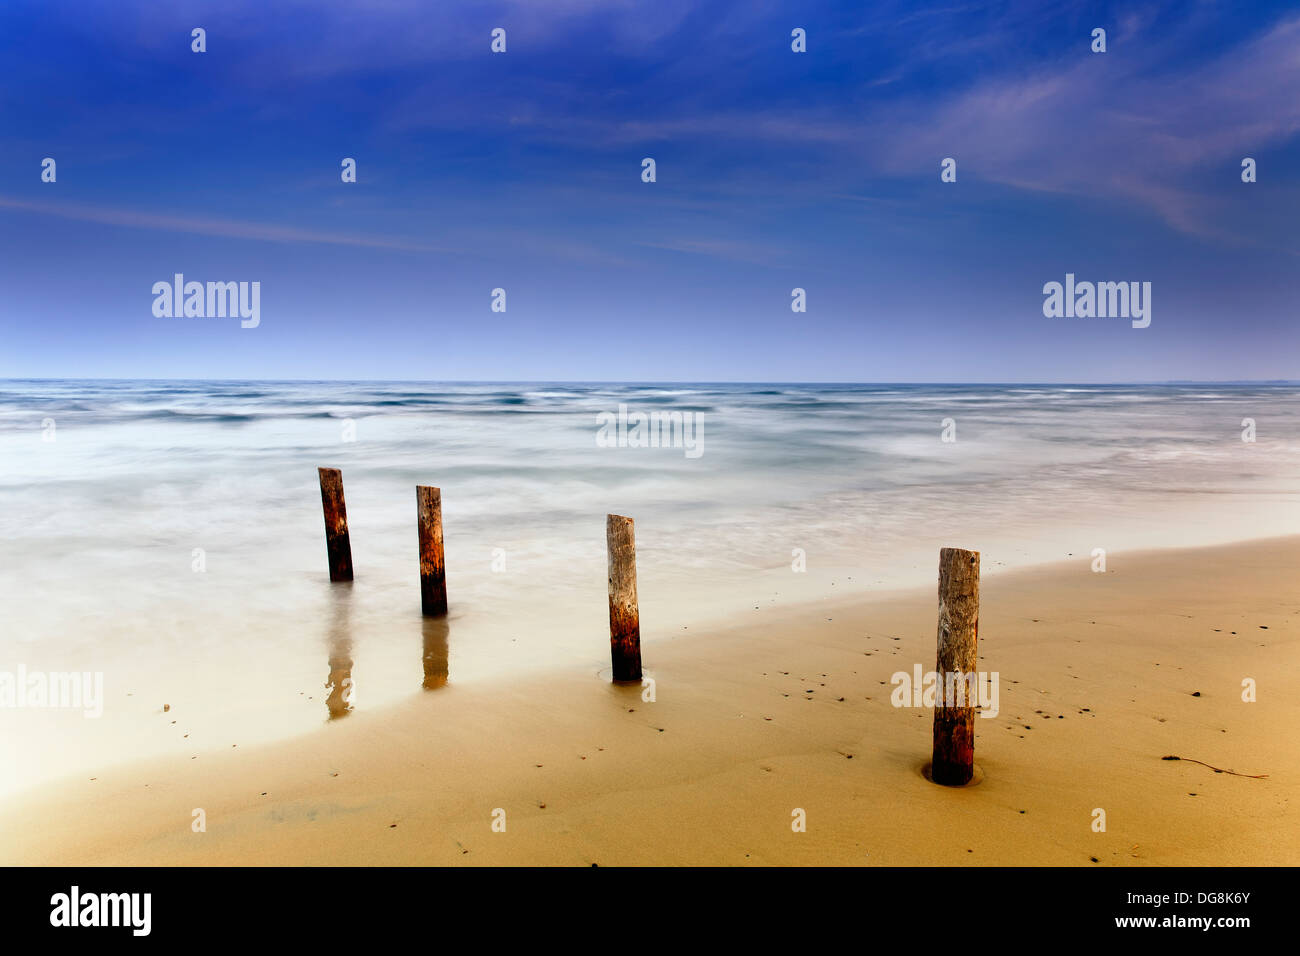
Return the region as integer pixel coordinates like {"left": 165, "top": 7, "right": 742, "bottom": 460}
{"left": 1, "top": 0, "right": 1297, "bottom": 381}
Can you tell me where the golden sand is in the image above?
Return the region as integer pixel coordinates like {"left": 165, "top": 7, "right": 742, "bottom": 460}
{"left": 2, "top": 537, "right": 1296, "bottom": 866}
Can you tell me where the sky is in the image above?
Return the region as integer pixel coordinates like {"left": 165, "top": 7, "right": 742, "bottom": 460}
{"left": 0, "top": 0, "right": 1297, "bottom": 382}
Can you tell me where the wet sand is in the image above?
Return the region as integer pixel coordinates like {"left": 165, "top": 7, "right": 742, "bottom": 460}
{"left": 2, "top": 536, "right": 1297, "bottom": 866}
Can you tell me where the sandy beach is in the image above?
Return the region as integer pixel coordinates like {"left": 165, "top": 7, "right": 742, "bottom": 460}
{"left": 3, "top": 535, "right": 1295, "bottom": 867}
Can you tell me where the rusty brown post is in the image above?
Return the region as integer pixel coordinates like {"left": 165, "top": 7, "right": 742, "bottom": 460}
{"left": 606, "top": 514, "right": 642, "bottom": 681}
{"left": 932, "top": 547, "right": 980, "bottom": 785}
{"left": 318, "top": 467, "right": 353, "bottom": 582}
{"left": 417, "top": 485, "right": 447, "bottom": 616}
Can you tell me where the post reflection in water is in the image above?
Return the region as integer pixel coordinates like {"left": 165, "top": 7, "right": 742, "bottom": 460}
{"left": 422, "top": 616, "right": 450, "bottom": 690}
{"left": 325, "top": 585, "right": 355, "bottom": 719}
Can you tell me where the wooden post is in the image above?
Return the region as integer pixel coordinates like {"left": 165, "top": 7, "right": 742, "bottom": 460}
{"left": 318, "top": 467, "right": 353, "bottom": 582}
{"left": 417, "top": 486, "right": 447, "bottom": 616}
{"left": 932, "top": 547, "right": 979, "bottom": 785}
{"left": 606, "top": 514, "right": 642, "bottom": 681}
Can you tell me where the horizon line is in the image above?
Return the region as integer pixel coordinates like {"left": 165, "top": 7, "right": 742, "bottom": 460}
{"left": 2, "top": 377, "right": 1297, "bottom": 387}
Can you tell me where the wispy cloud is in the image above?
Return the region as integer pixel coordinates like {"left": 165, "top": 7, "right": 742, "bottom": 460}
{"left": 863, "top": 15, "right": 1300, "bottom": 241}
{"left": 0, "top": 195, "right": 458, "bottom": 254}
{"left": 0, "top": 195, "right": 647, "bottom": 267}
{"left": 633, "top": 235, "right": 791, "bottom": 265}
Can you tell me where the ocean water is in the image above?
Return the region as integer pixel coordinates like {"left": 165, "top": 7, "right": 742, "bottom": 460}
{"left": 1, "top": 380, "right": 1298, "bottom": 798}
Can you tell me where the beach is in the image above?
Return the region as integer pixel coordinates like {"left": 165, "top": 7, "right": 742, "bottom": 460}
{"left": 3, "top": 381, "right": 1300, "bottom": 800}
{"left": 2, "top": 534, "right": 1296, "bottom": 866}
{"left": 1, "top": 381, "right": 1298, "bottom": 865}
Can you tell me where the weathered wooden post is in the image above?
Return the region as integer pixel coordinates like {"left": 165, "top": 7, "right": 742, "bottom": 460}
{"left": 932, "top": 547, "right": 979, "bottom": 785}
{"left": 416, "top": 485, "right": 447, "bottom": 616}
{"left": 606, "top": 514, "right": 642, "bottom": 681}
{"left": 318, "top": 467, "right": 353, "bottom": 582}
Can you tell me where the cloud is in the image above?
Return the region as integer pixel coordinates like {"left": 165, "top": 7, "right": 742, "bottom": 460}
{"left": 855, "top": 14, "right": 1300, "bottom": 241}
{"left": 0, "top": 195, "right": 457, "bottom": 254}
{"left": 0, "top": 195, "right": 644, "bottom": 267}
{"left": 634, "top": 235, "right": 790, "bottom": 265}
{"left": 369, "top": 8, "right": 1300, "bottom": 248}
{"left": 12, "top": 1, "right": 1299, "bottom": 251}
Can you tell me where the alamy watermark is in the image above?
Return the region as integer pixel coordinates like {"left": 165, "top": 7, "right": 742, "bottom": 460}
{"left": 50, "top": 886, "right": 150, "bottom": 936}
{"left": 891, "top": 665, "right": 999, "bottom": 717}
{"left": 0, "top": 665, "right": 103, "bottom": 718}
{"left": 596, "top": 404, "right": 704, "bottom": 459}
{"left": 152, "top": 274, "right": 260, "bottom": 328}
{"left": 1042, "top": 273, "right": 1150, "bottom": 328}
